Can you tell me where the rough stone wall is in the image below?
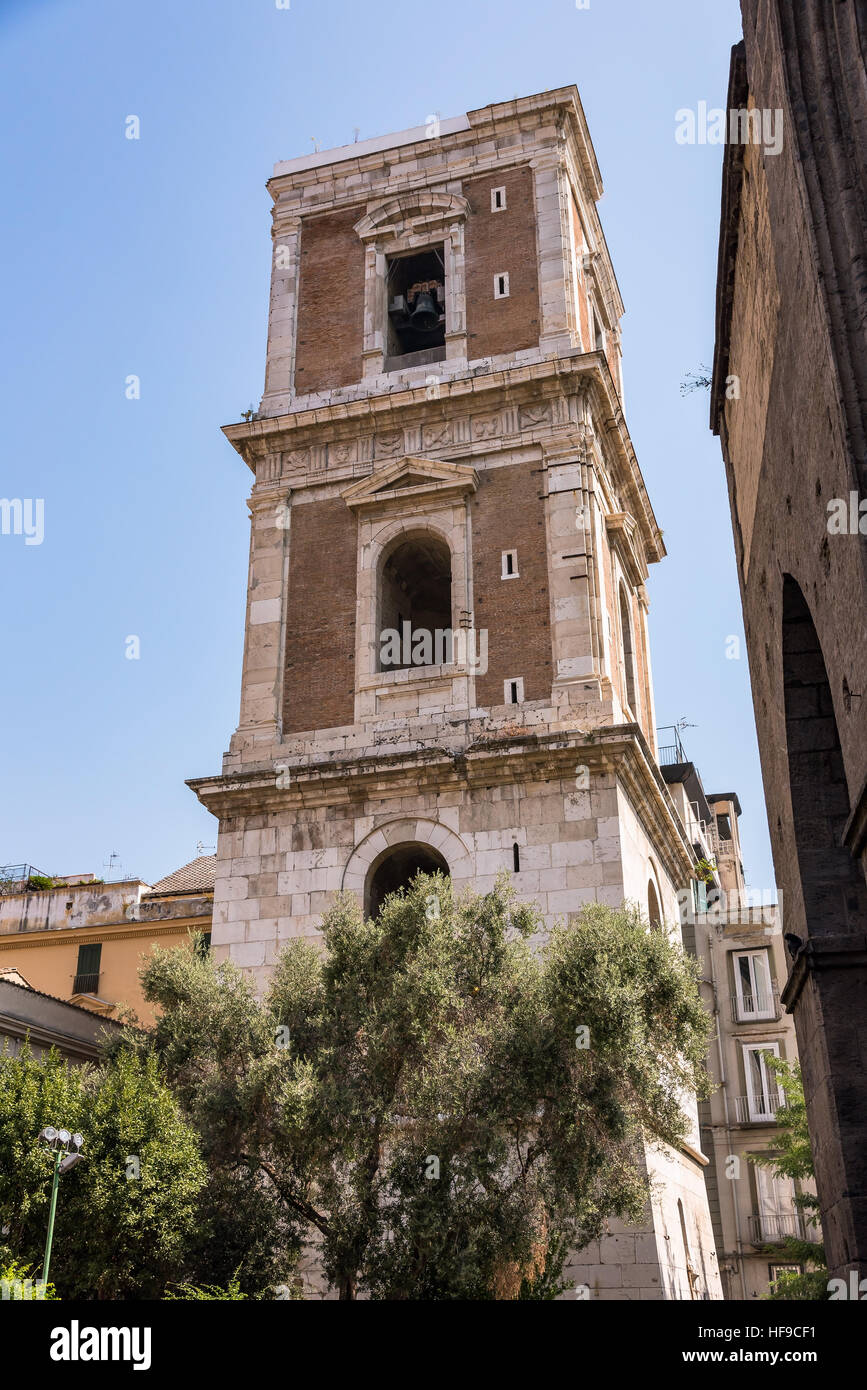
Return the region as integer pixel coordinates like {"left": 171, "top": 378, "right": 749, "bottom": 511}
{"left": 464, "top": 165, "right": 540, "bottom": 359}
{"left": 718, "top": 3, "right": 867, "bottom": 847}
{"left": 566, "top": 1147, "right": 722, "bottom": 1301}
{"left": 282, "top": 497, "right": 357, "bottom": 733}
{"left": 294, "top": 206, "right": 366, "bottom": 394}
{"left": 211, "top": 767, "right": 631, "bottom": 993}
{"left": 712, "top": 3, "right": 867, "bottom": 1278}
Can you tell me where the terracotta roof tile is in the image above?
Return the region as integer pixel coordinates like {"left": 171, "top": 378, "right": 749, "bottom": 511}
{"left": 148, "top": 855, "right": 216, "bottom": 896}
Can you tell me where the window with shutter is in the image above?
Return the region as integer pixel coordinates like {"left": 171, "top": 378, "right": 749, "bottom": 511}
{"left": 73, "top": 942, "right": 101, "bottom": 995}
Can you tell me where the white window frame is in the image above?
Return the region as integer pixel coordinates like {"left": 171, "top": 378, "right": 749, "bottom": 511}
{"left": 501, "top": 549, "right": 519, "bottom": 579}
{"left": 494, "top": 272, "right": 510, "bottom": 299}
{"left": 733, "top": 949, "right": 775, "bottom": 1020}
{"left": 490, "top": 186, "right": 507, "bottom": 212}
{"left": 505, "top": 677, "right": 524, "bottom": 705}
{"left": 755, "top": 1164, "right": 798, "bottom": 1242}
{"left": 744, "top": 1042, "right": 781, "bottom": 1122}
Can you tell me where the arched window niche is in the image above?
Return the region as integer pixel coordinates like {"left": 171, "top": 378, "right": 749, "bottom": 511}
{"left": 647, "top": 878, "right": 663, "bottom": 930}
{"left": 619, "top": 580, "right": 637, "bottom": 715}
{"left": 377, "top": 530, "right": 452, "bottom": 673}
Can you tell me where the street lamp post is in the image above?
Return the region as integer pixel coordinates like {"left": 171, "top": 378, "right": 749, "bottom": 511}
{"left": 38, "top": 1127, "right": 84, "bottom": 1289}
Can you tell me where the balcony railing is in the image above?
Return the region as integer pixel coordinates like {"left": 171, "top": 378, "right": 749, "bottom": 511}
{"left": 71, "top": 972, "right": 101, "bottom": 996}
{"left": 731, "top": 988, "right": 782, "bottom": 1023}
{"left": 0, "top": 864, "right": 50, "bottom": 894}
{"left": 693, "top": 898, "right": 778, "bottom": 927}
{"left": 747, "top": 1211, "right": 814, "bottom": 1244}
{"left": 656, "top": 725, "right": 687, "bottom": 765}
{"left": 733, "top": 1090, "right": 786, "bottom": 1123}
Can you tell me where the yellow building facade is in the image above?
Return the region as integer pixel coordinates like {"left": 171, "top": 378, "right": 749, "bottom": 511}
{"left": 0, "top": 858, "right": 214, "bottom": 1028}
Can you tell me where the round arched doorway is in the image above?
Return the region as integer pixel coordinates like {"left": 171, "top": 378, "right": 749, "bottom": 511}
{"left": 365, "top": 842, "right": 449, "bottom": 918}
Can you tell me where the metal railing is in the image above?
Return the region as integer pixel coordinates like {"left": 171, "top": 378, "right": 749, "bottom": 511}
{"left": 0, "top": 864, "right": 50, "bottom": 893}
{"left": 733, "top": 1090, "right": 785, "bottom": 1123}
{"left": 731, "top": 988, "right": 782, "bottom": 1023}
{"left": 71, "top": 973, "right": 100, "bottom": 996}
{"left": 747, "top": 1211, "right": 813, "bottom": 1243}
{"left": 656, "top": 724, "right": 687, "bottom": 764}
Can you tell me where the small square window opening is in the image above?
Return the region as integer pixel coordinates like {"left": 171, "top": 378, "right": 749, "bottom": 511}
{"left": 494, "top": 272, "right": 510, "bottom": 299}
{"left": 505, "top": 677, "right": 524, "bottom": 705}
{"left": 501, "top": 549, "right": 519, "bottom": 579}
{"left": 491, "top": 186, "right": 507, "bottom": 212}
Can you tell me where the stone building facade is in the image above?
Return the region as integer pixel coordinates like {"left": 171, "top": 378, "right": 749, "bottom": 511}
{"left": 0, "top": 860, "right": 214, "bottom": 1026}
{"left": 711, "top": 2, "right": 867, "bottom": 1283}
{"left": 670, "top": 778, "right": 819, "bottom": 1299}
{"left": 191, "top": 87, "right": 722, "bottom": 1298}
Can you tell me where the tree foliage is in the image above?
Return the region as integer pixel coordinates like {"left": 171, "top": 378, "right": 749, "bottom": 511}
{"left": 0, "top": 1046, "right": 206, "bottom": 1299}
{"left": 126, "top": 873, "right": 711, "bottom": 1299}
{"left": 748, "top": 1055, "right": 828, "bottom": 1300}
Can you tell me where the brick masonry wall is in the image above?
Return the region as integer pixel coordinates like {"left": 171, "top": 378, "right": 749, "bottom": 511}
{"left": 471, "top": 461, "right": 552, "bottom": 705}
{"left": 294, "top": 206, "right": 365, "bottom": 394}
{"left": 283, "top": 498, "right": 357, "bottom": 732}
{"left": 464, "top": 165, "right": 540, "bottom": 360}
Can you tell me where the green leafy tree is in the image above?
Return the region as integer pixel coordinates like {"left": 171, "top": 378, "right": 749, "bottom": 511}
{"left": 164, "top": 1268, "right": 248, "bottom": 1300}
{"left": 747, "top": 1055, "right": 828, "bottom": 1300}
{"left": 0, "top": 1046, "right": 206, "bottom": 1299}
{"left": 129, "top": 873, "right": 712, "bottom": 1300}
{"left": 103, "top": 935, "right": 306, "bottom": 1296}
{"left": 0, "top": 1259, "right": 58, "bottom": 1299}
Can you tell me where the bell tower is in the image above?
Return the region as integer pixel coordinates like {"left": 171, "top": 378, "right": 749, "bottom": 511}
{"left": 190, "top": 87, "right": 722, "bottom": 1300}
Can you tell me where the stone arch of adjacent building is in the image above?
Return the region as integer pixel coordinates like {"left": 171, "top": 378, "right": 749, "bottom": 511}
{"left": 781, "top": 574, "right": 867, "bottom": 937}
{"left": 341, "top": 818, "right": 474, "bottom": 915}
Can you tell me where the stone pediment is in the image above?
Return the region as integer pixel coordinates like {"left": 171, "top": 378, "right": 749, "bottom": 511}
{"left": 342, "top": 456, "right": 478, "bottom": 513}
{"left": 354, "top": 191, "right": 470, "bottom": 244}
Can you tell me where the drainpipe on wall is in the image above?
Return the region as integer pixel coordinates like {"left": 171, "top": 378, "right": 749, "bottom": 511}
{"left": 707, "top": 939, "right": 747, "bottom": 1300}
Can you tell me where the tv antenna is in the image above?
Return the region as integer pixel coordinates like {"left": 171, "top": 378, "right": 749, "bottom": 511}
{"left": 103, "top": 851, "right": 122, "bottom": 880}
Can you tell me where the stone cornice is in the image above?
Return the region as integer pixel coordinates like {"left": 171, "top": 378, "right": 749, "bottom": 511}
{"left": 188, "top": 726, "right": 696, "bottom": 888}
{"left": 780, "top": 932, "right": 867, "bottom": 1012}
{"left": 225, "top": 354, "right": 593, "bottom": 455}
{"left": 223, "top": 352, "right": 665, "bottom": 566}
{"left": 0, "top": 918, "right": 206, "bottom": 952}
{"left": 710, "top": 41, "right": 748, "bottom": 435}
{"left": 267, "top": 86, "right": 602, "bottom": 207}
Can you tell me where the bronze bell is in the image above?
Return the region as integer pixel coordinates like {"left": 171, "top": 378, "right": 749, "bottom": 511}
{"left": 408, "top": 290, "right": 439, "bottom": 331}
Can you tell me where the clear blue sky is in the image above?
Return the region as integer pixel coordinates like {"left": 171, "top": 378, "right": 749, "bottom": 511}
{"left": 0, "top": 0, "right": 774, "bottom": 895}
